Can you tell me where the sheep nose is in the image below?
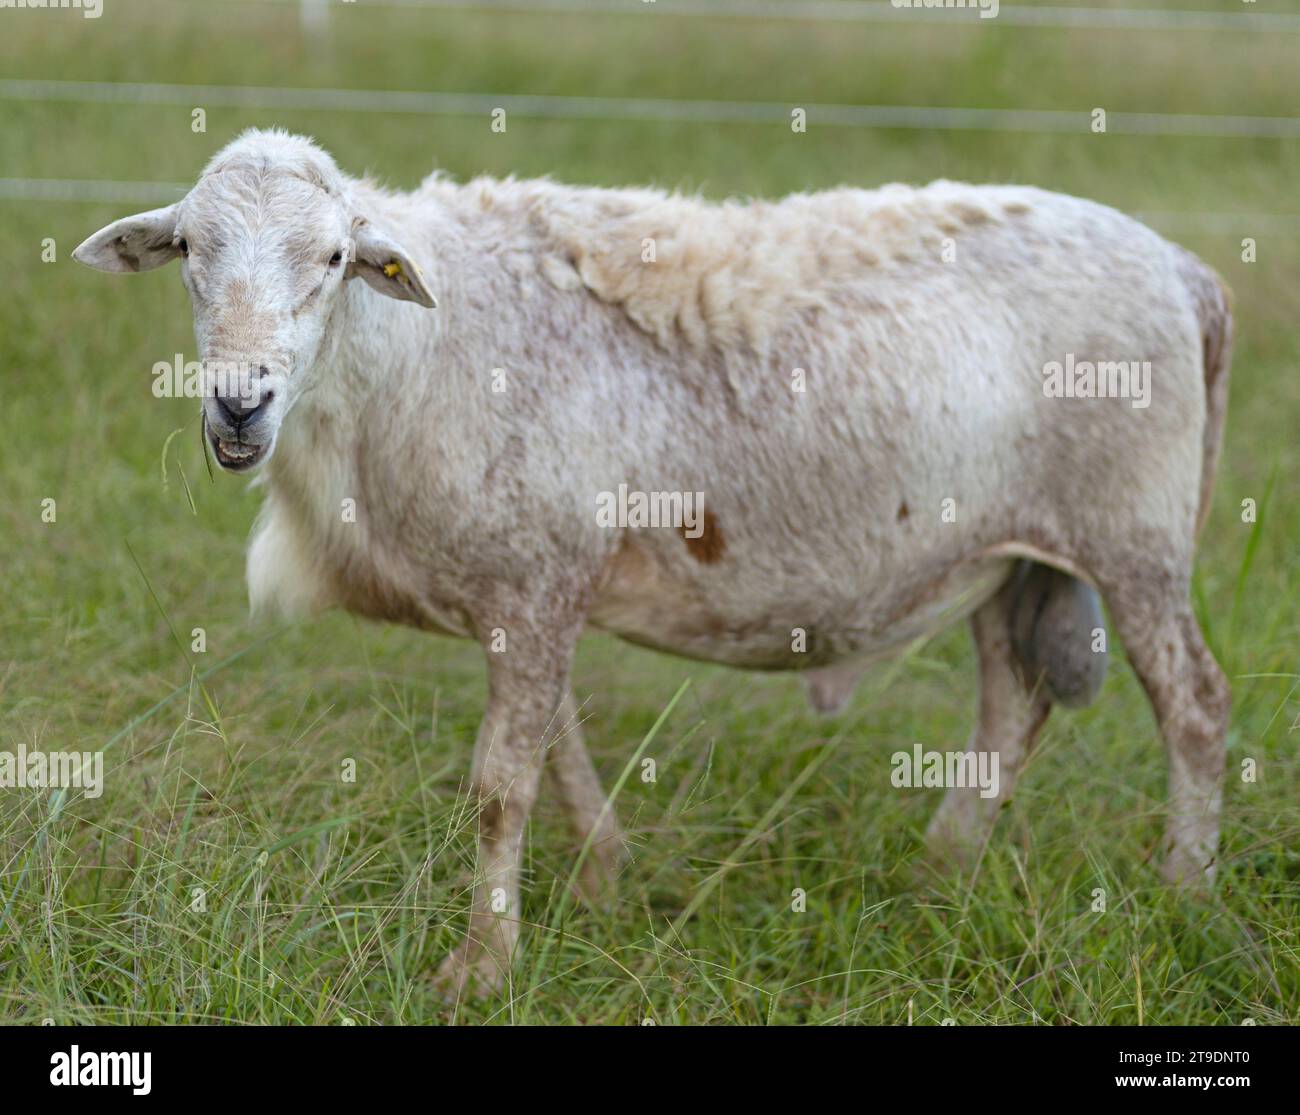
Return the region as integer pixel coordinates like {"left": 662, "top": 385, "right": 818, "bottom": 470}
{"left": 215, "top": 393, "right": 260, "bottom": 425}
{"left": 214, "top": 367, "right": 274, "bottom": 425}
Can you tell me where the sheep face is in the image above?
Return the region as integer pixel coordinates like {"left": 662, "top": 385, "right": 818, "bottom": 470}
{"left": 177, "top": 169, "right": 356, "bottom": 472}
{"left": 74, "top": 148, "right": 436, "bottom": 474}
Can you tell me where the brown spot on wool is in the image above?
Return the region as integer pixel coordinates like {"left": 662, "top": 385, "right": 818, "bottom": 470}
{"left": 680, "top": 510, "right": 727, "bottom": 564}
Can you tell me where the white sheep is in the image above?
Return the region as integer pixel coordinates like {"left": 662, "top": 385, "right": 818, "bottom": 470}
{"left": 76, "top": 129, "right": 1232, "bottom": 996}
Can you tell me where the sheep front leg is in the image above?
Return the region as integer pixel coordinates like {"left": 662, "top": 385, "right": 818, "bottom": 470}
{"left": 435, "top": 630, "right": 575, "bottom": 1000}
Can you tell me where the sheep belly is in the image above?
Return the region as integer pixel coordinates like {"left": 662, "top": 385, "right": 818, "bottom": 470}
{"left": 589, "top": 542, "right": 1012, "bottom": 671}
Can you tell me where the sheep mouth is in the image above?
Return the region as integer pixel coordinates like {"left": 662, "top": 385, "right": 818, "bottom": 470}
{"left": 207, "top": 425, "right": 269, "bottom": 472}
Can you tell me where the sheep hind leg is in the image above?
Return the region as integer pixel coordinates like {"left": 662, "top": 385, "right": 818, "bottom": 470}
{"left": 1102, "top": 592, "right": 1229, "bottom": 886}
{"left": 924, "top": 576, "right": 1054, "bottom": 870}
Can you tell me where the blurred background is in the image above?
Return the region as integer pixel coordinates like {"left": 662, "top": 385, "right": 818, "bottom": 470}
{"left": 0, "top": 0, "right": 1296, "bottom": 1024}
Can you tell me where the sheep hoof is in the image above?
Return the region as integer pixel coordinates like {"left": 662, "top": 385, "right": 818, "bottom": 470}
{"left": 1159, "top": 849, "right": 1217, "bottom": 892}
{"left": 432, "top": 940, "right": 508, "bottom": 1002}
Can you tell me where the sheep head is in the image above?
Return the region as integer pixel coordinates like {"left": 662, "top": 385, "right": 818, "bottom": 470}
{"left": 74, "top": 128, "right": 435, "bottom": 473}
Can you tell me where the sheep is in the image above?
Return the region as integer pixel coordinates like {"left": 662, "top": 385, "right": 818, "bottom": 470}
{"left": 75, "top": 128, "right": 1233, "bottom": 997}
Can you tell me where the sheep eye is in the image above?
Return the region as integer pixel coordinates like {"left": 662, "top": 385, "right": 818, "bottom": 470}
{"left": 178, "top": 238, "right": 189, "bottom": 258}
{"left": 329, "top": 250, "right": 343, "bottom": 267}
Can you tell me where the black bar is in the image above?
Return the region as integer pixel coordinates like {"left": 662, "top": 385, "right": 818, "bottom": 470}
{"left": 2, "top": 1024, "right": 1292, "bottom": 1101}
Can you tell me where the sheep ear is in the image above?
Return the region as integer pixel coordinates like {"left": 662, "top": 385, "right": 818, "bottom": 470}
{"left": 73, "top": 204, "right": 182, "bottom": 273}
{"left": 348, "top": 221, "right": 436, "bottom": 308}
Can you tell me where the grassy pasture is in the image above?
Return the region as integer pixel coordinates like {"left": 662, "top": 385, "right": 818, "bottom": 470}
{"left": 0, "top": 0, "right": 1296, "bottom": 1023}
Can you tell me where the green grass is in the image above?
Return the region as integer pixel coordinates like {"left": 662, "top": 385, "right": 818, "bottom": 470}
{"left": 0, "top": 0, "right": 1297, "bottom": 1024}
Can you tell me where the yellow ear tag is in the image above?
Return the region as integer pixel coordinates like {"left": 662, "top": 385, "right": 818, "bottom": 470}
{"left": 382, "top": 261, "right": 403, "bottom": 279}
